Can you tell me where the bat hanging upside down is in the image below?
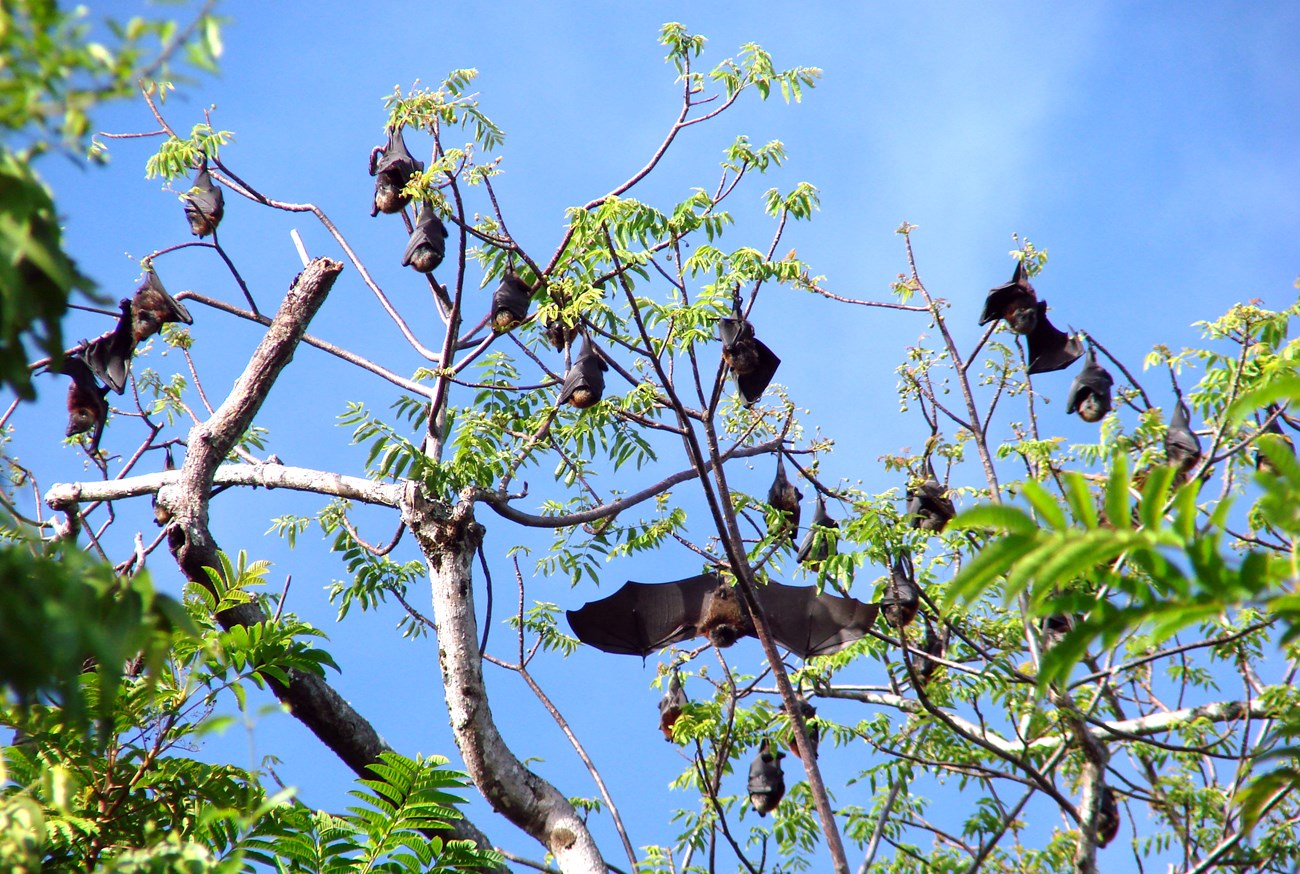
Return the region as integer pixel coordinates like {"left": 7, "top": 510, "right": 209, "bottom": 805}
{"left": 566, "top": 572, "right": 879, "bottom": 659}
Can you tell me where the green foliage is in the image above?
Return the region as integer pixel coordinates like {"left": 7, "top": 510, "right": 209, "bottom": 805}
{"left": 0, "top": 147, "right": 90, "bottom": 399}
{"left": 0, "top": 516, "right": 190, "bottom": 729}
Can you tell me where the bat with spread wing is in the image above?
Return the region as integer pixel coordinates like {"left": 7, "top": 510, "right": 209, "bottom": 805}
{"left": 566, "top": 573, "right": 878, "bottom": 659}
{"left": 1025, "top": 300, "right": 1083, "bottom": 374}
{"left": 719, "top": 305, "right": 780, "bottom": 405}
{"left": 84, "top": 299, "right": 135, "bottom": 394}
{"left": 979, "top": 260, "right": 1038, "bottom": 334}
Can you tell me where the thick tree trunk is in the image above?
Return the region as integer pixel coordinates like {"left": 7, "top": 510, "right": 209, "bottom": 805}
{"left": 402, "top": 483, "right": 608, "bottom": 874}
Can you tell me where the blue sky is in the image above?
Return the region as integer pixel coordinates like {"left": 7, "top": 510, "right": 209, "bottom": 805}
{"left": 15, "top": 2, "right": 1300, "bottom": 870}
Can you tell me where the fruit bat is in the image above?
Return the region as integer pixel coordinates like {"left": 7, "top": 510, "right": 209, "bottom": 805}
{"left": 719, "top": 307, "right": 781, "bottom": 405}
{"left": 916, "top": 615, "right": 946, "bottom": 688}
{"left": 747, "top": 739, "right": 786, "bottom": 817}
{"left": 369, "top": 127, "right": 424, "bottom": 217}
{"left": 882, "top": 553, "right": 920, "bottom": 630}
{"left": 401, "top": 206, "right": 448, "bottom": 273}
{"left": 153, "top": 446, "right": 175, "bottom": 527}
{"left": 543, "top": 317, "right": 577, "bottom": 352}
{"left": 979, "top": 260, "right": 1038, "bottom": 335}
{"left": 658, "top": 673, "right": 687, "bottom": 741}
{"left": 1025, "top": 301, "right": 1083, "bottom": 374}
{"left": 1066, "top": 351, "right": 1114, "bottom": 422}
{"left": 1040, "top": 613, "right": 1075, "bottom": 652}
{"left": 907, "top": 464, "right": 955, "bottom": 532}
{"left": 59, "top": 351, "right": 108, "bottom": 451}
{"left": 796, "top": 496, "right": 838, "bottom": 565}
{"left": 1255, "top": 405, "right": 1295, "bottom": 475}
{"left": 132, "top": 267, "right": 193, "bottom": 344}
{"left": 84, "top": 299, "right": 135, "bottom": 394}
{"left": 785, "top": 695, "right": 819, "bottom": 758}
{"left": 566, "top": 573, "right": 879, "bottom": 659}
{"left": 767, "top": 454, "right": 802, "bottom": 545}
{"left": 491, "top": 271, "right": 532, "bottom": 333}
{"left": 183, "top": 158, "right": 224, "bottom": 238}
{"left": 1165, "top": 400, "right": 1201, "bottom": 478}
{"left": 557, "top": 337, "right": 608, "bottom": 409}
{"left": 1096, "top": 785, "right": 1120, "bottom": 848}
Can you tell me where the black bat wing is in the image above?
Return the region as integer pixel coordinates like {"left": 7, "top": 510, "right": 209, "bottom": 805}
{"left": 1025, "top": 301, "right": 1082, "bottom": 374}
{"left": 980, "top": 261, "right": 1036, "bottom": 325}
{"left": 558, "top": 345, "right": 608, "bottom": 404}
{"left": 736, "top": 338, "right": 780, "bottom": 405}
{"left": 401, "top": 223, "right": 433, "bottom": 266}
{"left": 374, "top": 129, "right": 425, "bottom": 177}
{"left": 718, "top": 315, "right": 750, "bottom": 348}
{"left": 1166, "top": 401, "right": 1201, "bottom": 458}
{"left": 756, "top": 582, "right": 878, "bottom": 658}
{"left": 566, "top": 574, "right": 718, "bottom": 656}
{"left": 85, "top": 300, "right": 135, "bottom": 394}
{"left": 493, "top": 273, "right": 533, "bottom": 322}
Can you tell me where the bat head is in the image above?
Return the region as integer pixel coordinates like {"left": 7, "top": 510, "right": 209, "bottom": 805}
{"left": 543, "top": 318, "right": 577, "bottom": 352}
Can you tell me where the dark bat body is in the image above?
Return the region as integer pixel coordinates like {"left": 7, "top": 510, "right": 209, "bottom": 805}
{"left": 719, "top": 311, "right": 780, "bottom": 405}
{"left": 132, "top": 267, "right": 193, "bottom": 343}
{"left": 1066, "top": 351, "right": 1113, "bottom": 422}
{"left": 907, "top": 465, "right": 955, "bottom": 532}
{"left": 980, "top": 261, "right": 1038, "bottom": 335}
{"left": 1165, "top": 400, "right": 1201, "bottom": 478}
{"left": 566, "top": 573, "right": 879, "bottom": 659}
{"left": 1040, "top": 613, "right": 1075, "bottom": 652}
{"left": 60, "top": 352, "right": 108, "bottom": 450}
{"left": 401, "top": 207, "right": 448, "bottom": 273}
{"left": 767, "top": 455, "right": 802, "bottom": 544}
{"left": 84, "top": 299, "right": 135, "bottom": 394}
{"left": 747, "top": 739, "right": 786, "bottom": 817}
{"left": 543, "top": 317, "right": 577, "bottom": 352}
{"left": 1256, "top": 406, "right": 1295, "bottom": 474}
{"left": 785, "top": 695, "right": 819, "bottom": 758}
{"left": 796, "top": 496, "right": 838, "bottom": 565}
{"left": 491, "top": 271, "right": 532, "bottom": 333}
{"left": 183, "top": 159, "right": 224, "bottom": 238}
{"left": 882, "top": 554, "right": 920, "bottom": 630}
{"left": 658, "top": 673, "right": 686, "bottom": 741}
{"left": 369, "top": 128, "right": 424, "bottom": 217}
{"left": 916, "top": 615, "right": 946, "bottom": 688}
{"left": 1025, "top": 301, "right": 1083, "bottom": 374}
{"left": 1097, "top": 786, "right": 1120, "bottom": 848}
{"left": 558, "top": 338, "right": 608, "bottom": 409}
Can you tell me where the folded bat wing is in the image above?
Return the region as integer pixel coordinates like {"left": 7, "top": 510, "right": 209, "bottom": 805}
{"left": 567, "top": 574, "right": 717, "bottom": 656}
{"left": 736, "top": 339, "right": 781, "bottom": 406}
{"left": 755, "top": 582, "right": 878, "bottom": 658}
